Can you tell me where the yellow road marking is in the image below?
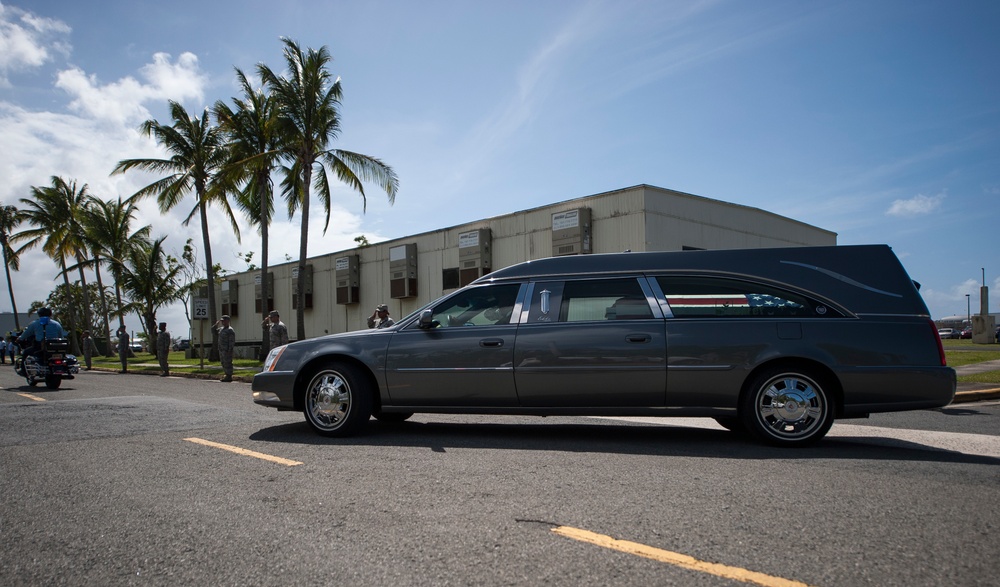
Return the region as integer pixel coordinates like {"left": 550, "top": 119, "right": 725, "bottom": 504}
{"left": 17, "top": 393, "right": 46, "bottom": 402}
{"left": 183, "top": 437, "right": 302, "bottom": 467}
{"left": 552, "top": 526, "right": 815, "bottom": 587}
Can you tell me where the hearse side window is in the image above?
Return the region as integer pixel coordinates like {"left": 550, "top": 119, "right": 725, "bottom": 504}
{"left": 527, "top": 278, "right": 654, "bottom": 323}
{"left": 427, "top": 284, "right": 521, "bottom": 327}
{"left": 656, "top": 276, "right": 838, "bottom": 318}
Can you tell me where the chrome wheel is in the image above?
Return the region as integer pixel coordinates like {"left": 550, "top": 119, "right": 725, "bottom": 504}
{"left": 741, "top": 369, "right": 833, "bottom": 446}
{"left": 302, "top": 363, "right": 372, "bottom": 437}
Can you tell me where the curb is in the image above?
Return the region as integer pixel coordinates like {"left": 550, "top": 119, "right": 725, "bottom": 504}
{"left": 953, "top": 387, "right": 1000, "bottom": 404}
{"left": 87, "top": 366, "right": 255, "bottom": 383}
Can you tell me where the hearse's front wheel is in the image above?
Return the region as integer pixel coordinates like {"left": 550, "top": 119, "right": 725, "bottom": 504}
{"left": 302, "top": 362, "right": 372, "bottom": 437}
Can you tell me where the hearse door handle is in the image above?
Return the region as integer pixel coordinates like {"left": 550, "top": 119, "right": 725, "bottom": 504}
{"left": 480, "top": 338, "right": 504, "bottom": 348}
{"left": 626, "top": 334, "right": 651, "bottom": 343}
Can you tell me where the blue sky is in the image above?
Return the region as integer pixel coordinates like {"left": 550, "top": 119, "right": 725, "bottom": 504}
{"left": 1, "top": 0, "right": 997, "bottom": 335}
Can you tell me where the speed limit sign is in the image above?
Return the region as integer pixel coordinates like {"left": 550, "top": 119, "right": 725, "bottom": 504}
{"left": 193, "top": 298, "right": 209, "bottom": 320}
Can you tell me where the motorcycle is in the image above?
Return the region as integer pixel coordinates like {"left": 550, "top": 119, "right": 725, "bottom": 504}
{"left": 14, "top": 337, "right": 80, "bottom": 390}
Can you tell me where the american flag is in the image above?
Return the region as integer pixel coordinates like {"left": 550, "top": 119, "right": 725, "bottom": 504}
{"left": 666, "top": 293, "right": 801, "bottom": 309}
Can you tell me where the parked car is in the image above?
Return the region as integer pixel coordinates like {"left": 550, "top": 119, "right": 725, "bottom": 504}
{"left": 173, "top": 339, "right": 190, "bottom": 351}
{"left": 253, "top": 244, "right": 955, "bottom": 447}
{"left": 937, "top": 328, "right": 959, "bottom": 340}
{"left": 129, "top": 341, "right": 145, "bottom": 352}
{"left": 959, "top": 327, "right": 973, "bottom": 339}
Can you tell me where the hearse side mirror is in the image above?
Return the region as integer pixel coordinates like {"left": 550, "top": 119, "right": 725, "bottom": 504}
{"left": 419, "top": 310, "right": 435, "bottom": 329}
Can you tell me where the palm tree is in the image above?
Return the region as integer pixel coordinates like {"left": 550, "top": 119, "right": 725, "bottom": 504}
{"left": 258, "top": 38, "right": 399, "bottom": 341}
{"left": 81, "top": 195, "right": 152, "bottom": 355}
{"left": 43, "top": 180, "right": 99, "bottom": 353}
{"left": 0, "top": 205, "right": 25, "bottom": 330}
{"left": 214, "top": 68, "right": 280, "bottom": 358}
{"left": 14, "top": 177, "right": 91, "bottom": 354}
{"left": 120, "top": 236, "right": 182, "bottom": 361}
{"left": 112, "top": 100, "right": 238, "bottom": 361}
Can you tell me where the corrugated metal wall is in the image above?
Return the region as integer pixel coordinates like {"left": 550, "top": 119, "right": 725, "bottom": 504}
{"left": 196, "top": 185, "right": 837, "bottom": 350}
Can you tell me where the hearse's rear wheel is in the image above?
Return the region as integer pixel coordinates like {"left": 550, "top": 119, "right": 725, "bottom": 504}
{"left": 740, "top": 367, "right": 833, "bottom": 447}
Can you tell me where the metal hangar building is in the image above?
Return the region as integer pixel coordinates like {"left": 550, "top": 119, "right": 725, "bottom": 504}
{"left": 197, "top": 184, "right": 837, "bottom": 352}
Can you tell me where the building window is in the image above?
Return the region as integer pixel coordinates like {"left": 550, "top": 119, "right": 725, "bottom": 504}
{"left": 442, "top": 268, "right": 460, "bottom": 290}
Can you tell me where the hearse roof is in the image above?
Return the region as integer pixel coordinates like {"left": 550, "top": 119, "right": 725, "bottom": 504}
{"left": 473, "top": 244, "right": 927, "bottom": 316}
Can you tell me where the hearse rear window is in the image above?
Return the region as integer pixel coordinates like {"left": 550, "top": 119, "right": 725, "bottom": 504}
{"left": 562, "top": 278, "right": 653, "bottom": 322}
{"left": 657, "top": 276, "right": 838, "bottom": 318}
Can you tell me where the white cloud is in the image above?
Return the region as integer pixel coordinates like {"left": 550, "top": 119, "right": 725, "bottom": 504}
{"left": 0, "top": 40, "right": 216, "bottom": 334}
{"left": 56, "top": 52, "right": 207, "bottom": 126}
{"left": 0, "top": 2, "right": 71, "bottom": 85}
{"left": 885, "top": 192, "right": 945, "bottom": 217}
{"left": 0, "top": 41, "right": 394, "bottom": 335}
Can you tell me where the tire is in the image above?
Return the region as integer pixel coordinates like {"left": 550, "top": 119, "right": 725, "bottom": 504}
{"left": 26, "top": 376, "right": 38, "bottom": 387}
{"left": 302, "top": 362, "right": 373, "bottom": 437}
{"left": 373, "top": 411, "right": 414, "bottom": 424}
{"left": 740, "top": 367, "right": 834, "bottom": 447}
{"left": 45, "top": 375, "right": 61, "bottom": 390}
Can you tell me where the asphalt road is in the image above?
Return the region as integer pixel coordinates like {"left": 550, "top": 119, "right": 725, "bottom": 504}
{"left": 1, "top": 367, "right": 997, "bottom": 587}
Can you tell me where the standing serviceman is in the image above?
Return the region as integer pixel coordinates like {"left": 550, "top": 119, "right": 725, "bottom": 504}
{"left": 262, "top": 310, "right": 289, "bottom": 349}
{"left": 81, "top": 330, "right": 99, "bottom": 370}
{"left": 367, "top": 304, "right": 394, "bottom": 329}
{"left": 156, "top": 322, "right": 171, "bottom": 377}
{"left": 116, "top": 324, "right": 129, "bottom": 374}
{"left": 0, "top": 336, "right": 6, "bottom": 364}
{"left": 214, "top": 315, "right": 236, "bottom": 382}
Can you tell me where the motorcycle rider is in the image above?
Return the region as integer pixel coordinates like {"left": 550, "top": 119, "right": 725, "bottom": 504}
{"left": 16, "top": 308, "right": 68, "bottom": 372}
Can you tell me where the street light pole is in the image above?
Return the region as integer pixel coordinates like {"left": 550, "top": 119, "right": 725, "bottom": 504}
{"left": 966, "top": 294, "right": 971, "bottom": 327}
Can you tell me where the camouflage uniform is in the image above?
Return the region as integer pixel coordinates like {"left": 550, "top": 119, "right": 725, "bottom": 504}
{"left": 156, "top": 325, "right": 171, "bottom": 376}
{"left": 82, "top": 333, "right": 98, "bottom": 370}
{"left": 216, "top": 318, "right": 236, "bottom": 382}
{"left": 267, "top": 320, "right": 289, "bottom": 348}
{"left": 116, "top": 328, "right": 129, "bottom": 373}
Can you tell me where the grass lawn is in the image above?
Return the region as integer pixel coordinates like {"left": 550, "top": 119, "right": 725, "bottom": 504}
{"left": 958, "top": 371, "right": 1000, "bottom": 385}
{"left": 942, "top": 339, "right": 1000, "bottom": 384}
{"left": 89, "top": 351, "right": 261, "bottom": 378}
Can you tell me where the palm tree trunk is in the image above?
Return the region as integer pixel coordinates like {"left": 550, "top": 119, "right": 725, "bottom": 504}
{"left": 144, "top": 309, "right": 157, "bottom": 360}
{"left": 59, "top": 257, "right": 82, "bottom": 355}
{"left": 76, "top": 252, "right": 93, "bottom": 339}
{"left": 296, "top": 169, "right": 311, "bottom": 341}
{"left": 259, "top": 180, "right": 270, "bottom": 359}
{"left": 199, "top": 199, "right": 220, "bottom": 361}
{"left": 113, "top": 278, "right": 125, "bottom": 327}
{"left": 93, "top": 254, "right": 114, "bottom": 356}
{"left": 2, "top": 249, "right": 20, "bottom": 330}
